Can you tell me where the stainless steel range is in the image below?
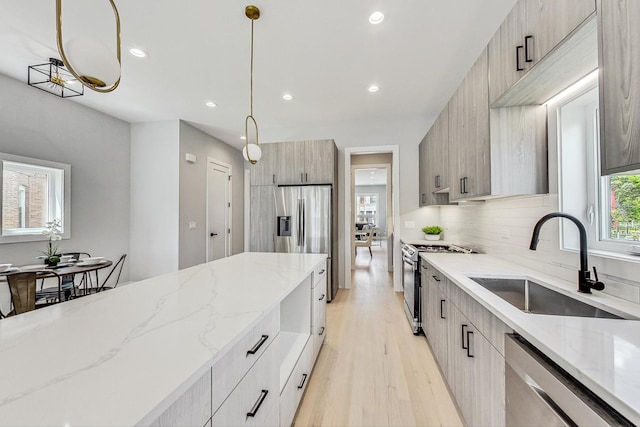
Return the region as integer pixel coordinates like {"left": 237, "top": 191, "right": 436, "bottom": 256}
{"left": 401, "top": 242, "right": 475, "bottom": 334}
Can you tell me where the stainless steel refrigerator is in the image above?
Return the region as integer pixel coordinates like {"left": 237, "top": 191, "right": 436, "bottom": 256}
{"left": 275, "top": 185, "right": 334, "bottom": 301}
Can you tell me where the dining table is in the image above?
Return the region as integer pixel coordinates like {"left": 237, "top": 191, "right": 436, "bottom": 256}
{"left": 0, "top": 259, "right": 113, "bottom": 316}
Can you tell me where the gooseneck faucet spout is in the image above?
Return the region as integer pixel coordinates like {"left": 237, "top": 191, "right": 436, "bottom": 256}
{"left": 529, "top": 212, "right": 605, "bottom": 294}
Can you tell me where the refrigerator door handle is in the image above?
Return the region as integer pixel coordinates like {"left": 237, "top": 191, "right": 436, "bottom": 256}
{"left": 297, "top": 199, "right": 302, "bottom": 246}
{"left": 301, "top": 200, "right": 306, "bottom": 244}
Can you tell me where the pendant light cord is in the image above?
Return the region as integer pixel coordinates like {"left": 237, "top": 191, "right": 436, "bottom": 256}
{"left": 250, "top": 18, "right": 254, "bottom": 117}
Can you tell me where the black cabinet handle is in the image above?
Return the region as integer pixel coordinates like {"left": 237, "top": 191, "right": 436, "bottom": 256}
{"left": 305, "top": 173, "right": 308, "bottom": 182}
{"left": 460, "top": 177, "right": 464, "bottom": 195}
{"left": 210, "top": 233, "right": 218, "bottom": 237}
{"left": 432, "top": 275, "right": 440, "bottom": 282}
{"left": 319, "top": 326, "right": 325, "bottom": 336}
{"left": 524, "top": 35, "right": 533, "bottom": 63}
{"left": 246, "top": 389, "right": 269, "bottom": 418}
{"left": 301, "top": 173, "right": 304, "bottom": 183}
{"left": 272, "top": 174, "right": 276, "bottom": 184}
{"left": 246, "top": 334, "right": 269, "bottom": 356}
{"left": 461, "top": 324, "right": 468, "bottom": 349}
{"left": 440, "top": 299, "right": 446, "bottom": 319}
{"left": 466, "top": 331, "right": 474, "bottom": 357}
{"left": 319, "top": 294, "right": 325, "bottom": 301}
{"left": 421, "top": 193, "right": 426, "bottom": 204}
{"left": 516, "top": 45, "right": 524, "bottom": 71}
{"left": 297, "top": 373, "right": 308, "bottom": 389}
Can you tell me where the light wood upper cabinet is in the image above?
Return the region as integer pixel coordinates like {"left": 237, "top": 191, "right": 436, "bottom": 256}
{"left": 266, "top": 139, "right": 336, "bottom": 185}
{"left": 249, "top": 143, "right": 278, "bottom": 186}
{"left": 525, "top": 0, "right": 595, "bottom": 65}
{"left": 420, "top": 106, "right": 451, "bottom": 206}
{"left": 489, "top": 0, "right": 528, "bottom": 104}
{"left": 249, "top": 186, "right": 275, "bottom": 252}
{"left": 304, "top": 140, "right": 336, "bottom": 184}
{"left": 449, "top": 48, "right": 491, "bottom": 201}
{"left": 489, "top": 0, "right": 596, "bottom": 105}
{"left": 598, "top": 0, "right": 640, "bottom": 174}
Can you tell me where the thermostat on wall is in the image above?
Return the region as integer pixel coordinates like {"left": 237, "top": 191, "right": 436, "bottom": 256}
{"left": 185, "top": 153, "right": 197, "bottom": 163}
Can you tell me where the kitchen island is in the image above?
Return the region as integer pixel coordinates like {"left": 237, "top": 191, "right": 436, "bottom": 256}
{"left": 421, "top": 253, "right": 640, "bottom": 425}
{"left": 0, "top": 252, "right": 327, "bottom": 426}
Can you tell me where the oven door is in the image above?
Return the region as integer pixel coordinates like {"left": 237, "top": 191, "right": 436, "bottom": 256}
{"left": 402, "top": 255, "right": 419, "bottom": 333}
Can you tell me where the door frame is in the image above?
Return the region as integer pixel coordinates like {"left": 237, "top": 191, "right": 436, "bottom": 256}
{"left": 343, "top": 145, "right": 401, "bottom": 292}
{"left": 206, "top": 158, "right": 232, "bottom": 261}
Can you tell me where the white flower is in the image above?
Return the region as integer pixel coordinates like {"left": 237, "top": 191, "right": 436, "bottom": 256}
{"left": 52, "top": 235, "right": 62, "bottom": 241}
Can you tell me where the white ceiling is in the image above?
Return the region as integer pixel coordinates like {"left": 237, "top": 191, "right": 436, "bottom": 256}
{"left": 0, "top": 0, "right": 516, "bottom": 150}
{"left": 355, "top": 168, "right": 387, "bottom": 186}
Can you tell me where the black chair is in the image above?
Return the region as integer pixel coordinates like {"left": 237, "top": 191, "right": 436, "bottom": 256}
{"left": 83, "top": 254, "right": 127, "bottom": 295}
{"left": 33, "top": 271, "right": 66, "bottom": 305}
{"left": 58, "top": 252, "right": 91, "bottom": 297}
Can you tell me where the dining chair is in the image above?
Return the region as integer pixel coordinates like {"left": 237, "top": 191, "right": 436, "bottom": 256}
{"left": 58, "top": 252, "right": 92, "bottom": 297}
{"left": 33, "top": 271, "right": 66, "bottom": 305}
{"left": 6, "top": 272, "right": 37, "bottom": 315}
{"left": 84, "top": 254, "right": 127, "bottom": 294}
{"left": 354, "top": 228, "right": 374, "bottom": 256}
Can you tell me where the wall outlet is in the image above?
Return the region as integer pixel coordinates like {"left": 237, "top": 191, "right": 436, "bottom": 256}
{"left": 404, "top": 221, "right": 415, "bottom": 229}
{"left": 188, "top": 221, "right": 197, "bottom": 230}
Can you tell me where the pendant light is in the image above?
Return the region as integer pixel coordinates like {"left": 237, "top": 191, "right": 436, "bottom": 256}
{"left": 242, "top": 5, "right": 262, "bottom": 165}
{"left": 55, "top": 0, "right": 122, "bottom": 93}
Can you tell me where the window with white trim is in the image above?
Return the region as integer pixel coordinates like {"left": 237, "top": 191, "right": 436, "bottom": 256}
{"left": 0, "top": 153, "right": 70, "bottom": 243}
{"left": 555, "top": 78, "right": 640, "bottom": 254}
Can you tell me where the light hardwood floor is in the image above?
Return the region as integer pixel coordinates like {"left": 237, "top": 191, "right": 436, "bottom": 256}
{"left": 294, "top": 243, "right": 463, "bottom": 427}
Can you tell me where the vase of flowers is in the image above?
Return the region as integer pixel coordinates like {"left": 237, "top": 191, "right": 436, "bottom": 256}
{"left": 42, "top": 219, "right": 62, "bottom": 266}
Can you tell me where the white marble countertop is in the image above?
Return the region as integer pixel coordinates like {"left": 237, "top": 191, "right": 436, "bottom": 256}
{"left": 420, "top": 253, "right": 640, "bottom": 425}
{"left": 0, "top": 252, "right": 326, "bottom": 427}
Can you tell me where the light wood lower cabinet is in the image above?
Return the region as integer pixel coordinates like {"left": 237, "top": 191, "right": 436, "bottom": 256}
{"left": 280, "top": 338, "right": 313, "bottom": 427}
{"left": 422, "top": 260, "right": 506, "bottom": 427}
{"left": 212, "top": 339, "right": 279, "bottom": 427}
{"left": 149, "top": 370, "right": 212, "bottom": 427}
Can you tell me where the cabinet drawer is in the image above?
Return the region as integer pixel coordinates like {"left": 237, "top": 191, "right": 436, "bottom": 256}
{"left": 212, "top": 339, "right": 279, "bottom": 427}
{"left": 312, "top": 283, "right": 327, "bottom": 360}
{"left": 149, "top": 369, "right": 212, "bottom": 427}
{"left": 313, "top": 262, "right": 327, "bottom": 288}
{"left": 212, "top": 306, "right": 280, "bottom": 412}
{"left": 280, "top": 338, "right": 313, "bottom": 427}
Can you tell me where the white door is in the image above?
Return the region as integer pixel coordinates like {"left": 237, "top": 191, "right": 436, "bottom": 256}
{"left": 207, "top": 159, "right": 231, "bottom": 261}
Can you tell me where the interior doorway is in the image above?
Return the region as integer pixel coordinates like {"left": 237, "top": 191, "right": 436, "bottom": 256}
{"left": 206, "top": 158, "right": 232, "bottom": 261}
{"left": 352, "top": 164, "right": 391, "bottom": 272}
{"left": 343, "top": 146, "right": 401, "bottom": 292}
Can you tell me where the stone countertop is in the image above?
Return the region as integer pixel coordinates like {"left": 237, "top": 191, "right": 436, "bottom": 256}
{"left": 420, "top": 253, "right": 640, "bottom": 425}
{"left": 0, "top": 252, "right": 327, "bottom": 427}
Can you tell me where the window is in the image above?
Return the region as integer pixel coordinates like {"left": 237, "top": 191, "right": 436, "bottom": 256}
{"left": 355, "top": 193, "right": 378, "bottom": 226}
{"left": 0, "top": 153, "right": 70, "bottom": 243}
{"left": 555, "top": 78, "right": 640, "bottom": 255}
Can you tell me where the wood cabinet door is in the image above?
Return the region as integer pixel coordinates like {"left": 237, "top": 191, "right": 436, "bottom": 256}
{"left": 446, "top": 303, "right": 470, "bottom": 424}
{"left": 277, "top": 142, "right": 306, "bottom": 184}
{"left": 433, "top": 106, "right": 450, "bottom": 192}
{"left": 599, "top": 0, "right": 640, "bottom": 174}
{"left": 448, "top": 82, "right": 466, "bottom": 202}
{"left": 249, "top": 186, "right": 275, "bottom": 252}
{"left": 418, "top": 137, "right": 429, "bottom": 206}
{"left": 525, "top": 0, "right": 595, "bottom": 67}
{"left": 304, "top": 140, "right": 335, "bottom": 184}
{"left": 250, "top": 143, "right": 277, "bottom": 185}
{"left": 464, "top": 48, "right": 491, "bottom": 199}
{"left": 488, "top": 0, "right": 528, "bottom": 104}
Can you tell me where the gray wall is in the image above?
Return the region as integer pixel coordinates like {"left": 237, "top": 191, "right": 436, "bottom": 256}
{"left": 130, "top": 121, "right": 180, "bottom": 281}
{"left": 178, "top": 121, "right": 244, "bottom": 269}
{"left": 0, "top": 73, "right": 130, "bottom": 273}
{"left": 355, "top": 185, "right": 387, "bottom": 232}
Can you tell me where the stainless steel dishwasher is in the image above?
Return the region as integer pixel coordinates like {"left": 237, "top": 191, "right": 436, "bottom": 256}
{"left": 505, "top": 334, "right": 634, "bottom": 427}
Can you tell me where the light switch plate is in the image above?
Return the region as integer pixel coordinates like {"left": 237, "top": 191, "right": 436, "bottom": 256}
{"left": 188, "top": 221, "right": 197, "bottom": 230}
{"left": 405, "top": 221, "right": 415, "bottom": 229}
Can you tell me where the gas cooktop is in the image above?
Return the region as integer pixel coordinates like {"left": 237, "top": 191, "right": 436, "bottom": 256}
{"left": 412, "top": 244, "right": 477, "bottom": 254}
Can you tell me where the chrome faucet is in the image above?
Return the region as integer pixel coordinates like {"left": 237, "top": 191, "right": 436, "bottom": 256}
{"left": 529, "top": 212, "right": 605, "bottom": 294}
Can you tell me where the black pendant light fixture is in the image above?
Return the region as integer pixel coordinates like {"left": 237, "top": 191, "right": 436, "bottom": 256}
{"left": 27, "top": 58, "right": 84, "bottom": 98}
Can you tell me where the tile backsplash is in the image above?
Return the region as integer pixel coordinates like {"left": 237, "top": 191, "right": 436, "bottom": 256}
{"left": 439, "top": 194, "right": 640, "bottom": 304}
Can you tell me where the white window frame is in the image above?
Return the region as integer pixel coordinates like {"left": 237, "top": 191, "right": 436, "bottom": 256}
{"left": 0, "top": 153, "right": 71, "bottom": 243}
{"left": 554, "top": 81, "right": 639, "bottom": 257}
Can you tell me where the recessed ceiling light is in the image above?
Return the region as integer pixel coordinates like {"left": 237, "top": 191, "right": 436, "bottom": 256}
{"left": 369, "top": 11, "right": 385, "bottom": 24}
{"left": 368, "top": 85, "right": 379, "bottom": 93}
{"left": 282, "top": 94, "right": 293, "bottom": 101}
{"left": 370, "top": 171, "right": 375, "bottom": 174}
{"left": 240, "top": 136, "right": 246, "bottom": 140}
{"left": 129, "top": 48, "right": 148, "bottom": 58}
{"left": 205, "top": 101, "right": 217, "bottom": 108}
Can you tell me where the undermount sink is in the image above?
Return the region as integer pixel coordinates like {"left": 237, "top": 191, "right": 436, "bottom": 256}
{"left": 469, "top": 277, "right": 627, "bottom": 319}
